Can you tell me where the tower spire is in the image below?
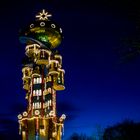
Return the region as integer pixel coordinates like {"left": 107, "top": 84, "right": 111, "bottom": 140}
{"left": 36, "top": 9, "right": 52, "bottom": 21}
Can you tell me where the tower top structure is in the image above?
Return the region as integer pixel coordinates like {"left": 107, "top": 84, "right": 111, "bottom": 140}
{"left": 19, "top": 9, "right": 63, "bottom": 50}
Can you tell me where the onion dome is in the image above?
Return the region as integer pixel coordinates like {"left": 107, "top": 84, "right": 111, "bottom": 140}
{"left": 19, "top": 9, "right": 63, "bottom": 50}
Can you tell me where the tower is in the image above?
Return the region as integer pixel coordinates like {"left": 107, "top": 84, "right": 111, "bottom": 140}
{"left": 18, "top": 9, "right": 66, "bottom": 140}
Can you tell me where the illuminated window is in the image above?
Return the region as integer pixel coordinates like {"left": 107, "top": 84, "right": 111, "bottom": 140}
{"left": 38, "top": 103, "right": 39, "bottom": 108}
{"left": 37, "top": 78, "right": 39, "bottom": 84}
{"left": 39, "top": 102, "right": 41, "bottom": 108}
{"left": 34, "top": 103, "right": 36, "bottom": 109}
{"left": 49, "top": 100, "right": 52, "bottom": 106}
{"left": 36, "top": 90, "right": 39, "bottom": 96}
{"left": 33, "top": 90, "right": 35, "bottom": 96}
{"left": 34, "top": 78, "right": 37, "bottom": 84}
{"left": 35, "top": 102, "right": 39, "bottom": 109}
{"left": 39, "top": 89, "right": 42, "bottom": 96}
{"left": 48, "top": 100, "right": 51, "bottom": 106}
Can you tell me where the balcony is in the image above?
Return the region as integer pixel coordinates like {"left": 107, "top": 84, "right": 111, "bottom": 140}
{"left": 25, "top": 44, "right": 40, "bottom": 57}
{"left": 36, "top": 49, "right": 51, "bottom": 65}
{"left": 48, "top": 60, "right": 59, "bottom": 75}
{"left": 53, "top": 69, "right": 65, "bottom": 91}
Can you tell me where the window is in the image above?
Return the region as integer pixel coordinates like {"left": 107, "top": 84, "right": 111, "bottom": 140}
{"left": 39, "top": 89, "right": 42, "bottom": 96}
{"left": 39, "top": 102, "right": 41, "bottom": 108}
{"left": 33, "top": 90, "right": 35, "bottom": 96}
{"left": 36, "top": 90, "right": 39, "bottom": 96}
{"left": 37, "top": 78, "right": 39, "bottom": 84}
{"left": 36, "top": 102, "right": 39, "bottom": 109}
{"left": 34, "top": 78, "right": 37, "bottom": 84}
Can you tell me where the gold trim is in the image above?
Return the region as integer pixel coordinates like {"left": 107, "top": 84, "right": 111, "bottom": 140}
{"left": 53, "top": 85, "right": 65, "bottom": 91}
{"left": 48, "top": 71, "right": 59, "bottom": 75}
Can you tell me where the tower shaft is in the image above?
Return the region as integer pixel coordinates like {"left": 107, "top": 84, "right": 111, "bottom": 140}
{"left": 18, "top": 9, "right": 66, "bottom": 140}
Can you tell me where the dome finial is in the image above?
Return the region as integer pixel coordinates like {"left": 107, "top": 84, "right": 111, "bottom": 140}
{"left": 36, "top": 9, "right": 52, "bottom": 21}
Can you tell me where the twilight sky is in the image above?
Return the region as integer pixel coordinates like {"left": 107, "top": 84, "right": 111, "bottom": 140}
{"left": 1, "top": 0, "right": 140, "bottom": 139}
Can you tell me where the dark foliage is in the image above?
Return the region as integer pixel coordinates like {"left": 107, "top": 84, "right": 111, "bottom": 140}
{"left": 103, "top": 120, "right": 140, "bottom": 140}
{"left": 69, "top": 132, "right": 93, "bottom": 140}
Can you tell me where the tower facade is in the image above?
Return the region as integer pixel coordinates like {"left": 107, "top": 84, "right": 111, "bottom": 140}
{"left": 18, "top": 9, "right": 66, "bottom": 140}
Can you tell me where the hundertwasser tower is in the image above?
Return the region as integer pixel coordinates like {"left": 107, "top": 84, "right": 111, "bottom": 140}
{"left": 18, "top": 9, "right": 66, "bottom": 140}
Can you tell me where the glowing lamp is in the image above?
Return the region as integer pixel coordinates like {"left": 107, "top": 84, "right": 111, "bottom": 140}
{"left": 18, "top": 114, "right": 22, "bottom": 120}
{"left": 35, "top": 110, "right": 40, "bottom": 115}
{"left": 23, "top": 111, "right": 28, "bottom": 117}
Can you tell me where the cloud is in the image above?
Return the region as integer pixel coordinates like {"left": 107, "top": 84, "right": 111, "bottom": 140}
{"left": 0, "top": 116, "right": 20, "bottom": 140}
{"left": 57, "top": 101, "right": 81, "bottom": 121}
{"left": 57, "top": 101, "right": 80, "bottom": 112}
{"left": 10, "top": 101, "right": 27, "bottom": 115}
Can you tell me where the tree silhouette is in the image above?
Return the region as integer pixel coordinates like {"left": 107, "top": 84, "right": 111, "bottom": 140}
{"left": 103, "top": 120, "right": 140, "bottom": 140}
{"left": 68, "top": 132, "right": 93, "bottom": 140}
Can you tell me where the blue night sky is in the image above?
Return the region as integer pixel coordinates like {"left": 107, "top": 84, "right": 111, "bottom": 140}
{"left": 0, "top": 0, "right": 140, "bottom": 139}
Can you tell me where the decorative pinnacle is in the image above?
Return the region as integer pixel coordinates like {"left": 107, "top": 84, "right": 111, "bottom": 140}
{"left": 36, "top": 9, "right": 52, "bottom": 21}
